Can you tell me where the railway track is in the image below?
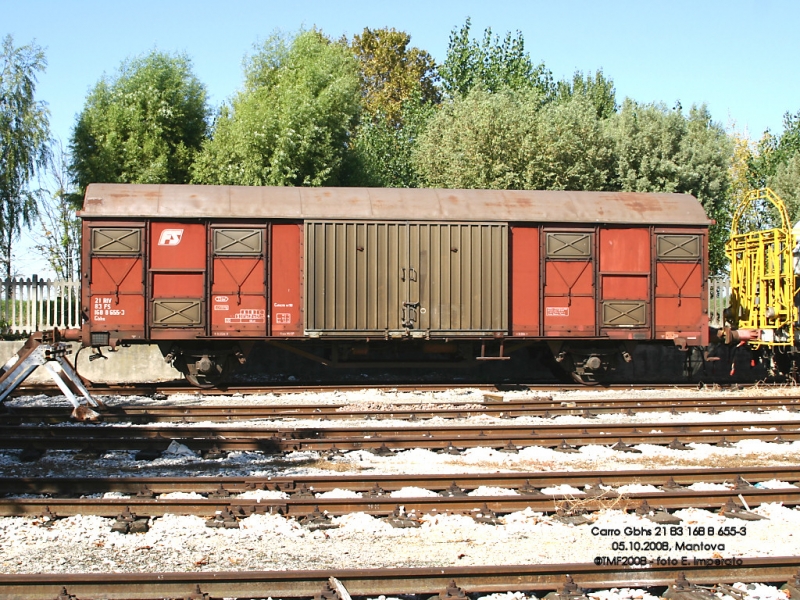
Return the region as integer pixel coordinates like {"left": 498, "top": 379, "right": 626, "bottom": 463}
{"left": 3, "top": 394, "right": 800, "bottom": 424}
{"left": 7, "top": 487, "right": 795, "bottom": 520}
{"left": 2, "top": 475, "right": 797, "bottom": 520}
{"left": 1, "top": 419, "right": 798, "bottom": 454}
{"left": 5, "top": 465, "right": 798, "bottom": 496}
{"left": 2, "top": 558, "right": 799, "bottom": 600}
{"left": 12, "top": 380, "right": 795, "bottom": 398}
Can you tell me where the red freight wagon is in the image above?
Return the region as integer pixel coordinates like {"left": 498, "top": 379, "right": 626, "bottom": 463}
{"left": 80, "top": 184, "right": 710, "bottom": 385}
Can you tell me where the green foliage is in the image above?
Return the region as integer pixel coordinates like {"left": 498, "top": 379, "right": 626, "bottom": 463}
{"left": 34, "top": 140, "right": 80, "bottom": 280}
{"left": 777, "top": 110, "right": 800, "bottom": 158}
{"left": 70, "top": 50, "right": 208, "bottom": 193}
{"left": 345, "top": 93, "right": 434, "bottom": 187}
{"left": 192, "top": 31, "right": 360, "bottom": 187}
{"left": 606, "top": 101, "right": 732, "bottom": 272}
{"left": 531, "top": 95, "right": 614, "bottom": 190}
{"left": 439, "top": 18, "right": 552, "bottom": 99}
{"left": 413, "top": 88, "right": 612, "bottom": 190}
{"left": 768, "top": 153, "right": 800, "bottom": 221}
{"left": 0, "top": 35, "right": 50, "bottom": 280}
{"left": 350, "top": 27, "right": 439, "bottom": 126}
{"left": 413, "top": 89, "right": 538, "bottom": 189}
{"left": 747, "top": 110, "right": 800, "bottom": 221}
{"left": 555, "top": 70, "right": 617, "bottom": 119}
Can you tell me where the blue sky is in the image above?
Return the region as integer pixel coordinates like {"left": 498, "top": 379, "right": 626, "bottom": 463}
{"left": 4, "top": 0, "right": 800, "bottom": 145}
{"left": 3, "top": 0, "right": 800, "bottom": 275}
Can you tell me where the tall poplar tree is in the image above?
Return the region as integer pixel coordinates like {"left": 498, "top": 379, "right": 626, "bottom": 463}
{"left": 0, "top": 35, "right": 50, "bottom": 280}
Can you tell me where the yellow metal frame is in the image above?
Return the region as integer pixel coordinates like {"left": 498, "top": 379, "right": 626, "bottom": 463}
{"left": 726, "top": 188, "right": 796, "bottom": 347}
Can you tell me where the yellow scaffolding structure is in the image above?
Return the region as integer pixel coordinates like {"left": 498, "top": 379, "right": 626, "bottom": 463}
{"left": 726, "top": 188, "right": 796, "bottom": 348}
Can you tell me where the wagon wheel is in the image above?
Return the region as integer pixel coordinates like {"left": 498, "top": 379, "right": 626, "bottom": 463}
{"left": 559, "top": 353, "right": 603, "bottom": 386}
{"left": 175, "top": 355, "right": 229, "bottom": 389}
{"left": 569, "top": 370, "right": 601, "bottom": 386}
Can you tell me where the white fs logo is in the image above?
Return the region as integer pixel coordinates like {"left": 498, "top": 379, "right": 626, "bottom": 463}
{"left": 158, "top": 229, "right": 184, "bottom": 246}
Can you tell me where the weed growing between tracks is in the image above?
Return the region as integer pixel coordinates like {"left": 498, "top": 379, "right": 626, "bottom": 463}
{"left": 304, "top": 458, "right": 365, "bottom": 472}
{"left": 553, "top": 489, "right": 630, "bottom": 517}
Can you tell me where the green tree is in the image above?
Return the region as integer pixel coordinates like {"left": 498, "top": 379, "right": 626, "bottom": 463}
{"left": 192, "top": 31, "right": 360, "bottom": 187}
{"left": 350, "top": 27, "right": 439, "bottom": 126}
{"left": 439, "top": 18, "right": 552, "bottom": 99}
{"left": 345, "top": 93, "right": 434, "bottom": 187}
{"left": 555, "top": 70, "right": 617, "bottom": 119}
{"left": 748, "top": 110, "right": 800, "bottom": 221}
{"left": 34, "top": 140, "right": 80, "bottom": 280}
{"left": 768, "top": 153, "right": 800, "bottom": 221}
{"left": 528, "top": 95, "right": 614, "bottom": 190}
{"left": 413, "top": 89, "right": 611, "bottom": 190}
{"left": 70, "top": 50, "right": 208, "bottom": 194}
{"left": 0, "top": 35, "right": 50, "bottom": 280}
{"left": 413, "top": 89, "right": 539, "bottom": 189}
{"left": 605, "top": 100, "right": 732, "bottom": 272}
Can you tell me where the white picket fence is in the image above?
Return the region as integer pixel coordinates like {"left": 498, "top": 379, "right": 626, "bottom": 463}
{"left": 0, "top": 275, "right": 734, "bottom": 336}
{"left": 708, "top": 276, "right": 730, "bottom": 329}
{"left": 0, "top": 276, "right": 82, "bottom": 335}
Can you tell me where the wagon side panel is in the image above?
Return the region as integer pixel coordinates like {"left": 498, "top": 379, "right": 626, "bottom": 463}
{"left": 149, "top": 222, "right": 207, "bottom": 339}
{"left": 543, "top": 229, "right": 596, "bottom": 336}
{"left": 210, "top": 226, "right": 268, "bottom": 337}
{"left": 85, "top": 222, "right": 146, "bottom": 343}
{"left": 654, "top": 228, "right": 709, "bottom": 345}
{"left": 271, "top": 223, "right": 304, "bottom": 337}
{"left": 509, "top": 225, "right": 539, "bottom": 336}
{"left": 598, "top": 227, "right": 651, "bottom": 338}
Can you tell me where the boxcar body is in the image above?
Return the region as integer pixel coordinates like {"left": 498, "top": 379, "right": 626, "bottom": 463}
{"left": 80, "top": 184, "right": 711, "bottom": 384}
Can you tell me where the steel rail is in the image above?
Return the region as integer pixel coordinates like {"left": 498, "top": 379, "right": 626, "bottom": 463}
{"left": 2, "top": 465, "right": 799, "bottom": 496}
{"left": 1, "top": 421, "right": 799, "bottom": 453}
{"left": 13, "top": 381, "right": 794, "bottom": 398}
{"left": 1, "top": 557, "right": 799, "bottom": 599}
{"left": 3, "top": 395, "right": 800, "bottom": 424}
{"left": 4, "top": 419, "right": 800, "bottom": 438}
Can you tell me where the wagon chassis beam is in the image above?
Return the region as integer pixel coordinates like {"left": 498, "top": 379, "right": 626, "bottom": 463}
{"left": 266, "top": 340, "right": 488, "bottom": 369}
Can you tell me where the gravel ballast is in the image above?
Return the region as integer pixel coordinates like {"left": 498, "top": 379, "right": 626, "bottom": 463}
{"left": 1, "top": 386, "right": 799, "bottom": 600}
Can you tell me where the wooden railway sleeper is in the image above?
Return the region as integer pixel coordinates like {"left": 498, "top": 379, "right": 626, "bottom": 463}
{"left": 544, "top": 575, "right": 588, "bottom": 600}
{"left": 635, "top": 500, "right": 682, "bottom": 525}
{"left": 781, "top": 571, "right": 800, "bottom": 599}
{"left": 719, "top": 498, "right": 767, "bottom": 520}
{"left": 315, "top": 579, "right": 346, "bottom": 600}
{"left": 663, "top": 573, "right": 718, "bottom": 600}
{"left": 301, "top": 505, "right": 337, "bottom": 530}
{"left": 205, "top": 507, "right": 240, "bottom": 529}
{"left": 111, "top": 506, "right": 149, "bottom": 534}
{"left": 385, "top": 505, "right": 420, "bottom": 528}
{"left": 435, "top": 580, "right": 470, "bottom": 600}
{"left": 54, "top": 587, "right": 79, "bottom": 600}
{"left": 472, "top": 503, "right": 500, "bottom": 525}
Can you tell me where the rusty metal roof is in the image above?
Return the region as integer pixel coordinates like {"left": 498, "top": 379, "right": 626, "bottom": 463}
{"left": 80, "top": 184, "right": 711, "bottom": 225}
